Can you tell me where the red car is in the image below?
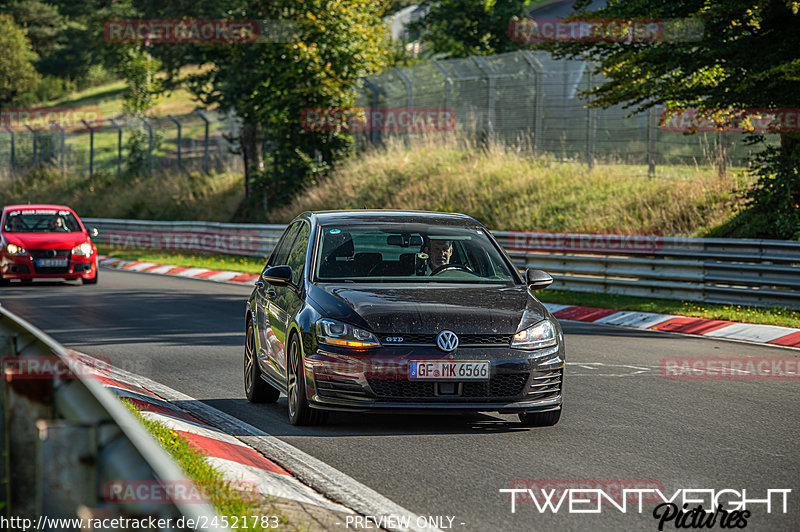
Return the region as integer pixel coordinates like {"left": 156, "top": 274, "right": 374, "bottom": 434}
{"left": 0, "top": 204, "right": 99, "bottom": 285}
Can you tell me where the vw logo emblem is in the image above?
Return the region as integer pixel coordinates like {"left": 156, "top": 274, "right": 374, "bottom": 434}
{"left": 47, "top": 249, "right": 57, "bottom": 258}
{"left": 436, "top": 330, "right": 459, "bottom": 352}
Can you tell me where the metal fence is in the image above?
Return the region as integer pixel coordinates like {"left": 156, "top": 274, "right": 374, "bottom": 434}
{"left": 0, "top": 109, "right": 243, "bottom": 179}
{"left": 0, "top": 305, "right": 225, "bottom": 529}
{"left": 355, "top": 50, "right": 780, "bottom": 173}
{"left": 85, "top": 218, "right": 800, "bottom": 309}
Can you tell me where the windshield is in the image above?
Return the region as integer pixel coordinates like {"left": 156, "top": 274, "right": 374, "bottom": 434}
{"left": 3, "top": 209, "right": 82, "bottom": 233}
{"left": 315, "top": 224, "right": 517, "bottom": 284}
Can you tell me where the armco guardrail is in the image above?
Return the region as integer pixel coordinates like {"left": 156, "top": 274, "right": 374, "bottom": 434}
{"left": 84, "top": 218, "right": 800, "bottom": 309}
{"left": 1, "top": 305, "right": 226, "bottom": 530}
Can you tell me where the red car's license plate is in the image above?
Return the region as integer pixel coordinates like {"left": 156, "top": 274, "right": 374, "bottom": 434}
{"left": 36, "top": 258, "right": 68, "bottom": 267}
{"left": 409, "top": 361, "right": 490, "bottom": 380}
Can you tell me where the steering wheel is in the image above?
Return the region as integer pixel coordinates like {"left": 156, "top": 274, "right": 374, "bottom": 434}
{"left": 430, "top": 263, "right": 473, "bottom": 276}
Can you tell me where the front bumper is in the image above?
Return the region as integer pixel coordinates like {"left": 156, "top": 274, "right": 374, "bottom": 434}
{"left": 305, "top": 344, "right": 564, "bottom": 414}
{"left": 1, "top": 253, "right": 97, "bottom": 280}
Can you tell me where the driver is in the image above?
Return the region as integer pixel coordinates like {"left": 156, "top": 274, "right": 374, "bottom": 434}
{"left": 421, "top": 237, "right": 453, "bottom": 275}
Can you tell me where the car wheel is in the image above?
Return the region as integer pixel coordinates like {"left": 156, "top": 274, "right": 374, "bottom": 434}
{"left": 518, "top": 408, "right": 561, "bottom": 427}
{"left": 82, "top": 265, "right": 98, "bottom": 284}
{"left": 287, "top": 333, "right": 327, "bottom": 426}
{"left": 244, "top": 320, "right": 280, "bottom": 403}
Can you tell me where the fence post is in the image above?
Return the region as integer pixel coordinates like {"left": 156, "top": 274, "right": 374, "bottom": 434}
{"left": 361, "top": 78, "right": 381, "bottom": 145}
{"left": 394, "top": 67, "right": 413, "bottom": 142}
{"left": 24, "top": 125, "right": 37, "bottom": 168}
{"left": 50, "top": 122, "right": 65, "bottom": 176}
{"left": 431, "top": 60, "right": 452, "bottom": 116}
{"left": 519, "top": 51, "right": 544, "bottom": 156}
{"left": 717, "top": 131, "right": 727, "bottom": 181}
{"left": 3, "top": 126, "right": 14, "bottom": 174}
{"left": 109, "top": 119, "right": 123, "bottom": 177}
{"left": 167, "top": 114, "right": 182, "bottom": 172}
{"left": 586, "top": 70, "right": 595, "bottom": 170}
{"left": 471, "top": 56, "right": 495, "bottom": 135}
{"left": 194, "top": 110, "right": 209, "bottom": 174}
{"left": 80, "top": 120, "right": 94, "bottom": 177}
{"left": 139, "top": 117, "right": 153, "bottom": 176}
{"left": 648, "top": 107, "right": 657, "bottom": 179}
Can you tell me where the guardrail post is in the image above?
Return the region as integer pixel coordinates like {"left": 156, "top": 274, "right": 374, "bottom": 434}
{"left": 139, "top": 117, "right": 153, "bottom": 176}
{"left": 167, "top": 114, "right": 182, "bottom": 172}
{"left": 81, "top": 120, "right": 95, "bottom": 177}
{"left": 194, "top": 110, "right": 210, "bottom": 174}
{"left": 4, "top": 126, "right": 16, "bottom": 174}
{"left": 109, "top": 119, "right": 123, "bottom": 177}
{"left": 24, "top": 125, "right": 38, "bottom": 168}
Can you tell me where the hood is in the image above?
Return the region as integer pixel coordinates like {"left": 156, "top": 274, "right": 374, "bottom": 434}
{"left": 309, "top": 283, "right": 547, "bottom": 334}
{"left": 4, "top": 232, "right": 88, "bottom": 250}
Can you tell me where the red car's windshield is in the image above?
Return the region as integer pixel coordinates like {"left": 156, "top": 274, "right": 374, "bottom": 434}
{"left": 3, "top": 209, "right": 82, "bottom": 233}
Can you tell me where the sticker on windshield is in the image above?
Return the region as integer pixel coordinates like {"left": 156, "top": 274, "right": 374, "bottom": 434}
{"left": 330, "top": 229, "right": 341, "bottom": 234}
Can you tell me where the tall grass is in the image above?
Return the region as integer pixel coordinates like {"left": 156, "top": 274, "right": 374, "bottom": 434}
{"left": 270, "top": 136, "right": 751, "bottom": 236}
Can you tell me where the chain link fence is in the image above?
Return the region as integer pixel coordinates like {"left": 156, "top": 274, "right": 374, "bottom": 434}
{"left": 0, "top": 109, "right": 243, "bottom": 179}
{"left": 354, "top": 50, "right": 780, "bottom": 172}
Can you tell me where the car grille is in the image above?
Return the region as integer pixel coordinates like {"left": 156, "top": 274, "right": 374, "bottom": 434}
{"left": 367, "top": 372, "right": 530, "bottom": 401}
{"left": 525, "top": 367, "right": 563, "bottom": 402}
{"left": 30, "top": 249, "right": 72, "bottom": 274}
{"left": 316, "top": 377, "right": 371, "bottom": 401}
{"left": 379, "top": 333, "right": 512, "bottom": 346}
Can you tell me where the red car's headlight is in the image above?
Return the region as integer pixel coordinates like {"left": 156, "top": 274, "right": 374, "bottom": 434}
{"left": 71, "top": 243, "right": 93, "bottom": 257}
{"left": 6, "top": 244, "right": 27, "bottom": 256}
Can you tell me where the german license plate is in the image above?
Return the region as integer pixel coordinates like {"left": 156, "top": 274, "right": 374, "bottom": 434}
{"left": 36, "top": 258, "right": 68, "bottom": 267}
{"left": 409, "top": 360, "right": 490, "bottom": 380}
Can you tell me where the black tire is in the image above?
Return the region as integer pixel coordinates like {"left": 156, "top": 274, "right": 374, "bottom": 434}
{"left": 244, "top": 320, "right": 280, "bottom": 403}
{"left": 519, "top": 408, "right": 562, "bottom": 427}
{"left": 0, "top": 276, "right": 9, "bottom": 286}
{"left": 287, "top": 333, "right": 327, "bottom": 426}
{"left": 82, "top": 264, "right": 99, "bottom": 284}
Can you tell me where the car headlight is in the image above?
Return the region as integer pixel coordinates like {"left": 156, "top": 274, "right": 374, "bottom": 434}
{"left": 6, "top": 244, "right": 27, "bottom": 256}
{"left": 316, "top": 318, "right": 381, "bottom": 349}
{"left": 71, "top": 243, "right": 93, "bottom": 256}
{"left": 511, "top": 319, "right": 557, "bottom": 350}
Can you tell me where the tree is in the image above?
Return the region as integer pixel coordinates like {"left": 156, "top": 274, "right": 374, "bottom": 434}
{"left": 539, "top": 0, "right": 800, "bottom": 239}
{"left": 0, "top": 14, "right": 39, "bottom": 108}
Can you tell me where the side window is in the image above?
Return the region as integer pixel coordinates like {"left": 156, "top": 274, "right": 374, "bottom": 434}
{"left": 268, "top": 223, "right": 300, "bottom": 267}
{"left": 286, "top": 223, "right": 310, "bottom": 286}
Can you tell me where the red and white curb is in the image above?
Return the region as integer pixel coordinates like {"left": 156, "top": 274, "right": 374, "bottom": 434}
{"left": 543, "top": 303, "right": 800, "bottom": 349}
{"left": 87, "top": 363, "right": 351, "bottom": 514}
{"left": 98, "top": 255, "right": 800, "bottom": 349}
{"left": 98, "top": 256, "right": 259, "bottom": 285}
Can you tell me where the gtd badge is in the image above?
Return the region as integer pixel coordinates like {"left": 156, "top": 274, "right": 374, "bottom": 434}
{"left": 436, "top": 330, "right": 459, "bottom": 352}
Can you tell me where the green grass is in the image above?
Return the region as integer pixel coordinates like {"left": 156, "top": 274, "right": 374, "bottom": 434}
{"left": 99, "top": 247, "right": 799, "bottom": 328}
{"left": 535, "top": 290, "right": 800, "bottom": 328}
{"left": 126, "top": 404, "right": 298, "bottom": 531}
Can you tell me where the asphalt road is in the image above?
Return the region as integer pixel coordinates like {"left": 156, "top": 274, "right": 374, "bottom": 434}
{"left": 2, "top": 270, "right": 798, "bottom": 531}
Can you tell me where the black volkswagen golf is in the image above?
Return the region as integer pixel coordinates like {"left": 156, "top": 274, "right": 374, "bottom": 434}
{"left": 244, "top": 210, "right": 564, "bottom": 426}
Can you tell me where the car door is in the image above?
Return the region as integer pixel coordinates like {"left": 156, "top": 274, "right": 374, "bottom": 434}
{"left": 256, "top": 222, "right": 300, "bottom": 381}
{"left": 267, "top": 221, "right": 311, "bottom": 381}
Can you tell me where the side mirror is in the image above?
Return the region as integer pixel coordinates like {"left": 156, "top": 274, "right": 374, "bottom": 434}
{"left": 89, "top": 227, "right": 99, "bottom": 238}
{"left": 526, "top": 268, "right": 553, "bottom": 289}
{"left": 261, "top": 265, "right": 293, "bottom": 287}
